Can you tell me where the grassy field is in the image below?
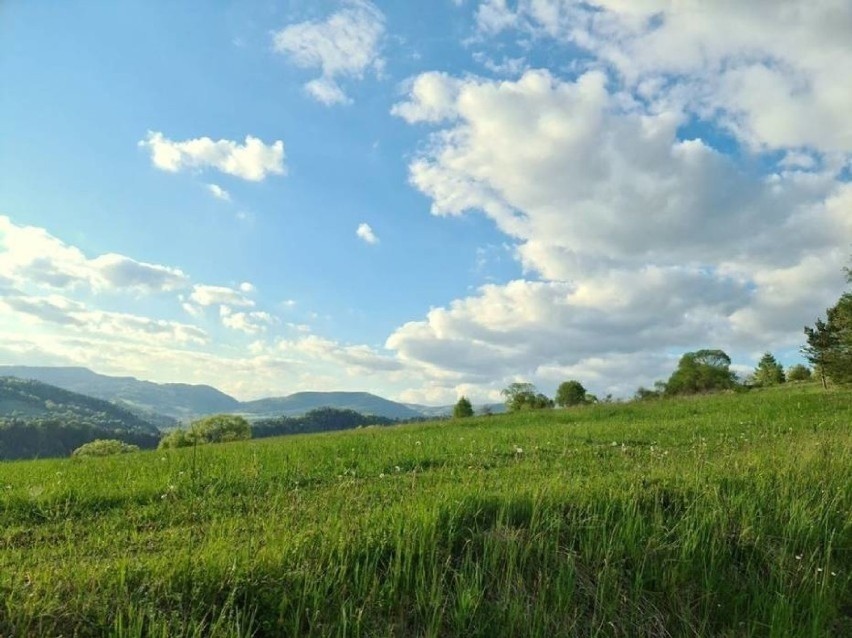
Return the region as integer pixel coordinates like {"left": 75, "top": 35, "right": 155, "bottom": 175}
{"left": 1, "top": 384, "right": 850, "bottom": 637}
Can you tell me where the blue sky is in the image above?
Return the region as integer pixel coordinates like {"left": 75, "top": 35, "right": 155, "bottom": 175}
{"left": 1, "top": 1, "right": 850, "bottom": 403}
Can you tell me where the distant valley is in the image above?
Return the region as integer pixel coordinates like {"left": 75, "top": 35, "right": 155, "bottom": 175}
{"left": 0, "top": 366, "right": 502, "bottom": 423}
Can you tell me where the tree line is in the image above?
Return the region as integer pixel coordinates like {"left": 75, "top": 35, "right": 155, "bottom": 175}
{"left": 451, "top": 261, "right": 852, "bottom": 415}
{"left": 0, "top": 417, "right": 159, "bottom": 461}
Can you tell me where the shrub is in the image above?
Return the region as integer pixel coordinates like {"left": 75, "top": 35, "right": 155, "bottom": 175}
{"left": 72, "top": 439, "right": 139, "bottom": 458}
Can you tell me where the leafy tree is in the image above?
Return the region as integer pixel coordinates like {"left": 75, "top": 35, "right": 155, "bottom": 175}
{"left": 786, "top": 364, "right": 812, "bottom": 382}
{"left": 72, "top": 439, "right": 139, "bottom": 458}
{"left": 453, "top": 396, "right": 474, "bottom": 418}
{"left": 158, "top": 429, "right": 193, "bottom": 449}
{"left": 804, "top": 292, "right": 852, "bottom": 387}
{"left": 753, "top": 352, "right": 785, "bottom": 387}
{"left": 191, "top": 414, "right": 251, "bottom": 443}
{"left": 803, "top": 317, "right": 836, "bottom": 388}
{"left": 501, "top": 383, "right": 554, "bottom": 412}
{"left": 555, "top": 380, "right": 587, "bottom": 407}
{"left": 634, "top": 386, "right": 660, "bottom": 401}
{"left": 159, "top": 414, "right": 251, "bottom": 449}
{"left": 664, "top": 349, "right": 737, "bottom": 396}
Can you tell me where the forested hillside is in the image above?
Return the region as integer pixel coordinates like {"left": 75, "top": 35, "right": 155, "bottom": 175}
{"left": 0, "top": 377, "right": 160, "bottom": 460}
{"left": 251, "top": 407, "right": 397, "bottom": 438}
{"left": 0, "top": 366, "right": 240, "bottom": 420}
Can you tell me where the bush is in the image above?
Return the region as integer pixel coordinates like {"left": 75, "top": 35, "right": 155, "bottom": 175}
{"left": 72, "top": 439, "right": 139, "bottom": 458}
{"left": 786, "top": 364, "right": 812, "bottom": 382}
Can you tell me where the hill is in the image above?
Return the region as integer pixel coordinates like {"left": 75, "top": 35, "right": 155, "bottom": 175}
{"left": 0, "top": 376, "right": 161, "bottom": 460}
{"left": 0, "top": 366, "right": 436, "bottom": 420}
{"left": 0, "top": 366, "right": 240, "bottom": 420}
{"left": 0, "top": 383, "right": 849, "bottom": 636}
{"left": 240, "top": 391, "right": 425, "bottom": 420}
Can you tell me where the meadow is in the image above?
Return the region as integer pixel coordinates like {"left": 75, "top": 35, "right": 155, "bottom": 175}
{"left": 0, "top": 384, "right": 850, "bottom": 637}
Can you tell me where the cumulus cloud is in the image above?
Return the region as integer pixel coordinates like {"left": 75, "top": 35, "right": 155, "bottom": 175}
{"left": 387, "top": 269, "right": 750, "bottom": 380}
{"left": 1, "top": 292, "right": 208, "bottom": 345}
{"left": 139, "top": 131, "right": 286, "bottom": 181}
{"left": 206, "top": 183, "right": 231, "bottom": 201}
{"left": 0, "top": 216, "right": 189, "bottom": 293}
{"left": 220, "top": 306, "right": 277, "bottom": 335}
{"left": 273, "top": 335, "right": 403, "bottom": 374}
{"left": 471, "top": 0, "right": 852, "bottom": 154}
{"left": 188, "top": 284, "right": 255, "bottom": 308}
{"left": 356, "top": 222, "right": 379, "bottom": 244}
{"left": 387, "top": 67, "right": 852, "bottom": 396}
{"left": 391, "top": 72, "right": 462, "bottom": 123}
{"left": 272, "top": 0, "right": 385, "bottom": 105}
{"left": 394, "top": 70, "right": 844, "bottom": 273}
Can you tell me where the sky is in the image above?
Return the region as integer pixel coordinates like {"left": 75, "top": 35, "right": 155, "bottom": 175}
{"left": 1, "top": 0, "right": 850, "bottom": 404}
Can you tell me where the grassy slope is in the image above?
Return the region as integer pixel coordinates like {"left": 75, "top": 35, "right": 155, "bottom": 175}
{"left": 0, "top": 384, "right": 850, "bottom": 637}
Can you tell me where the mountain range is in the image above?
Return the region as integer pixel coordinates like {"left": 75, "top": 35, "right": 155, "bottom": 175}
{"left": 0, "top": 366, "right": 485, "bottom": 422}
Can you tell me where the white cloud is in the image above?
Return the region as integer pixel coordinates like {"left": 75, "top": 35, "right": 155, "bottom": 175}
{"left": 206, "top": 183, "right": 231, "bottom": 201}
{"left": 393, "top": 70, "right": 844, "bottom": 272}
{"left": 388, "top": 68, "right": 852, "bottom": 396}
{"left": 356, "top": 222, "right": 379, "bottom": 244}
{"left": 391, "top": 72, "right": 461, "bottom": 123}
{"left": 0, "top": 216, "right": 189, "bottom": 293}
{"left": 387, "top": 269, "right": 750, "bottom": 381}
{"left": 273, "top": 335, "right": 403, "bottom": 374}
{"left": 188, "top": 284, "right": 255, "bottom": 308}
{"left": 272, "top": 0, "right": 385, "bottom": 106}
{"left": 139, "top": 131, "right": 286, "bottom": 181}
{"left": 475, "top": 0, "right": 520, "bottom": 35}
{"left": 219, "top": 306, "right": 277, "bottom": 335}
{"left": 90, "top": 254, "right": 188, "bottom": 292}
{"left": 304, "top": 78, "right": 352, "bottom": 106}
{"left": 1, "top": 292, "right": 208, "bottom": 345}
{"left": 470, "top": 0, "right": 852, "bottom": 155}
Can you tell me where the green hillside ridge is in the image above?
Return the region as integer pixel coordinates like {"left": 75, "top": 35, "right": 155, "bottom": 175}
{"left": 240, "top": 391, "right": 425, "bottom": 420}
{"left": 0, "top": 367, "right": 434, "bottom": 420}
{"left": 0, "top": 377, "right": 162, "bottom": 460}
{"left": 0, "top": 377, "right": 159, "bottom": 434}
{"left": 1, "top": 383, "right": 849, "bottom": 636}
{"left": 0, "top": 366, "right": 240, "bottom": 420}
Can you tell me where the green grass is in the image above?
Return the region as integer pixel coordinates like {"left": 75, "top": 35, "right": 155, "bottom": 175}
{"left": 1, "top": 384, "right": 850, "bottom": 636}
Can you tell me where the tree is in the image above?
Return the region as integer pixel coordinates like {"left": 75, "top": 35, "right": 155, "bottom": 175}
{"left": 803, "top": 293, "right": 852, "bottom": 387}
{"left": 72, "top": 439, "right": 139, "bottom": 458}
{"left": 159, "top": 414, "right": 251, "bottom": 449}
{"left": 453, "top": 396, "right": 474, "bottom": 418}
{"left": 752, "top": 352, "right": 785, "bottom": 387}
{"left": 158, "top": 429, "right": 192, "bottom": 449}
{"left": 664, "top": 349, "right": 737, "bottom": 396}
{"left": 555, "top": 380, "right": 587, "bottom": 407}
{"left": 786, "top": 364, "right": 812, "bottom": 382}
{"left": 501, "top": 383, "right": 554, "bottom": 412}
{"left": 190, "top": 414, "right": 252, "bottom": 443}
